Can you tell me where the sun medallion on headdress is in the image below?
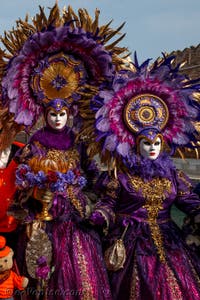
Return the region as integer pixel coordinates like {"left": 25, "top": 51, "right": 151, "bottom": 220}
{"left": 31, "top": 53, "right": 86, "bottom": 106}
{"left": 124, "top": 94, "right": 169, "bottom": 133}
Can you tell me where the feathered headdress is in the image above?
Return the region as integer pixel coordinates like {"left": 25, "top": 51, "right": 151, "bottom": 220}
{"left": 0, "top": 3, "right": 129, "bottom": 134}
{"left": 79, "top": 53, "right": 200, "bottom": 166}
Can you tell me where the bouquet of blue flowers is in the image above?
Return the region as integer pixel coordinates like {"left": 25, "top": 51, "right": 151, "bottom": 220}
{"left": 16, "top": 164, "right": 87, "bottom": 193}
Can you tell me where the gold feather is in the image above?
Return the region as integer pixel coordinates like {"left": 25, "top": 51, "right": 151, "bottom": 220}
{"left": 103, "top": 22, "right": 126, "bottom": 44}
{"left": 1, "top": 34, "right": 17, "bottom": 55}
{"left": 99, "top": 20, "right": 113, "bottom": 36}
{"left": 33, "top": 6, "right": 48, "bottom": 31}
{"left": 106, "top": 33, "right": 126, "bottom": 50}
{"left": 48, "top": 3, "right": 62, "bottom": 28}
{"left": 63, "top": 6, "right": 75, "bottom": 29}
{"left": 78, "top": 8, "right": 88, "bottom": 31}
{"left": 91, "top": 9, "right": 100, "bottom": 34}
{"left": 67, "top": 5, "right": 80, "bottom": 28}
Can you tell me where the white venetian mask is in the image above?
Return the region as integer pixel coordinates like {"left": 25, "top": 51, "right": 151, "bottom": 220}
{"left": 47, "top": 109, "right": 68, "bottom": 130}
{"left": 139, "top": 137, "right": 162, "bottom": 160}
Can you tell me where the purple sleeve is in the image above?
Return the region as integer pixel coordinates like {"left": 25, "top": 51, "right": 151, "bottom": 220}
{"left": 89, "top": 171, "right": 120, "bottom": 233}
{"left": 174, "top": 169, "right": 200, "bottom": 217}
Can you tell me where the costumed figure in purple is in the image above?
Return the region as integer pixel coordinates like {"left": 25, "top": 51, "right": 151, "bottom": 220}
{"left": 81, "top": 54, "right": 200, "bottom": 300}
{"left": 0, "top": 3, "right": 130, "bottom": 299}
{"left": 14, "top": 98, "right": 112, "bottom": 299}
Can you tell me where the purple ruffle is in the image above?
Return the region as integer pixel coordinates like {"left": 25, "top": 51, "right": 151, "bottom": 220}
{"left": 125, "top": 152, "right": 176, "bottom": 181}
{"left": 30, "top": 126, "right": 73, "bottom": 150}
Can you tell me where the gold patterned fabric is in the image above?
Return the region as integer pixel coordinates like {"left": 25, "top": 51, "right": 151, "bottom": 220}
{"left": 129, "top": 175, "right": 172, "bottom": 262}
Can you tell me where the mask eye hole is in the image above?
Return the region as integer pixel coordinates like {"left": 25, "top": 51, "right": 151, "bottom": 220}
{"left": 143, "top": 141, "right": 151, "bottom": 146}
{"left": 49, "top": 112, "right": 57, "bottom": 117}
{"left": 154, "top": 141, "right": 160, "bottom": 146}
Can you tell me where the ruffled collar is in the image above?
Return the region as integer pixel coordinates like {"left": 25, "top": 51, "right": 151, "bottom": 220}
{"left": 30, "top": 126, "right": 74, "bottom": 150}
{"left": 125, "top": 152, "right": 176, "bottom": 181}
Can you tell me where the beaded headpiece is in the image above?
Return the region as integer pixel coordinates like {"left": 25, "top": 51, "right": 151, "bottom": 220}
{"left": 44, "top": 99, "right": 69, "bottom": 112}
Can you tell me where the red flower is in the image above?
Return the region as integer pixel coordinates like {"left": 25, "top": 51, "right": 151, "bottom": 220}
{"left": 47, "top": 171, "right": 58, "bottom": 183}
{"left": 19, "top": 168, "right": 28, "bottom": 176}
{"left": 74, "top": 169, "right": 81, "bottom": 176}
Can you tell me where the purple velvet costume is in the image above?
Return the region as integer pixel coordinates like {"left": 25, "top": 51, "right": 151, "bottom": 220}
{"left": 97, "top": 154, "right": 200, "bottom": 300}
{"left": 15, "top": 126, "right": 112, "bottom": 300}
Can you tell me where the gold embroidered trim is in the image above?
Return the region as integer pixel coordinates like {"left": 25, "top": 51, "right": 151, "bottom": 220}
{"left": 105, "top": 178, "right": 120, "bottom": 199}
{"left": 130, "top": 258, "right": 183, "bottom": 299}
{"left": 130, "top": 258, "right": 139, "bottom": 299}
{"left": 178, "top": 191, "right": 189, "bottom": 196}
{"left": 187, "top": 256, "right": 200, "bottom": 287}
{"left": 177, "top": 170, "right": 192, "bottom": 196}
{"left": 67, "top": 185, "right": 84, "bottom": 218}
{"left": 164, "top": 264, "right": 183, "bottom": 299}
{"left": 129, "top": 175, "right": 172, "bottom": 262}
{"left": 75, "top": 234, "right": 95, "bottom": 300}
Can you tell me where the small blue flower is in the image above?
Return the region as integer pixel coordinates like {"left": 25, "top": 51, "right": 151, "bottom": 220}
{"left": 77, "top": 176, "right": 87, "bottom": 188}
{"left": 64, "top": 170, "right": 75, "bottom": 184}
{"left": 50, "top": 180, "right": 65, "bottom": 193}
{"left": 34, "top": 171, "right": 47, "bottom": 188}
{"left": 15, "top": 163, "right": 86, "bottom": 193}
{"left": 25, "top": 172, "right": 36, "bottom": 187}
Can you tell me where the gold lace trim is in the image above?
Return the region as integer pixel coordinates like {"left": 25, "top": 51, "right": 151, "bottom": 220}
{"left": 67, "top": 185, "right": 84, "bottom": 218}
{"left": 177, "top": 170, "right": 192, "bottom": 196}
{"left": 75, "top": 234, "right": 95, "bottom": 300}
{"left": 105, "top": 178, "right": 120, "bottom": 199}
{"left": 129, "top": 175, "right": 172, "bottom": 262}
{"left": 164, "top": 264, "right": 183, "bottom": 299}
{"left": 187, "top": 256, "right": 200, "bottom": 287}
{"left": 130, "top": 257, "right": 139, "bottom": 299}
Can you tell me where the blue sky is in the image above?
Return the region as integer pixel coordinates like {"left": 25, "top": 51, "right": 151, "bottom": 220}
{"left": 0, "top": 0, "right": 200, "bottom": 63}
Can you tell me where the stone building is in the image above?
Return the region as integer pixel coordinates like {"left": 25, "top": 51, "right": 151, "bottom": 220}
{"left": 167, "top": 45, "right": 200, "bottom": 184}
{"left": 171, "top": 44, "right": 200, "bottom": 80}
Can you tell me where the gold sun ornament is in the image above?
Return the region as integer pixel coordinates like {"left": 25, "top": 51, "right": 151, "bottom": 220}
{"left": 31, "top": 53, "right": 85, "bottom": 105}
{"left": 0, "top": 2, "right": 130, "bottom": 130}
{"left": 123, "top": 94, "right": 169, "bottom": 134}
